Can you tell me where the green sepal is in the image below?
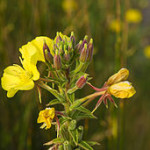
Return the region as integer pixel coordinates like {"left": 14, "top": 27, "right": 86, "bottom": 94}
{"left": 78, "top": 141, "right": 93, "bottom": 150}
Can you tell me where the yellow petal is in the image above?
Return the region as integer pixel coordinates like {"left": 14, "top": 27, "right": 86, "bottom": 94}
{"left": 107, "top": 68, "right": 129, "bottom": 85}
{"left": 125, "top": 9, "right": 142, "bottom": 23}
{"left": 1, "top": 64, "right": 35, "bottom": 98}
{"left": 22, "top": 60, "right": 40, "bottom": 81}
{"left": 108, "top": 81, "right": 136, "bottom": 98}
{"left": 20, "top": 36, "right": 53, "bottom": 64}
{"left": 7, "top": 89, "right": 18, "bottom": 98}
{"left": 144, "top": 46, "right": 150, "bottom": 58}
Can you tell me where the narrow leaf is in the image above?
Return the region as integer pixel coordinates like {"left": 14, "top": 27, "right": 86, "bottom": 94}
{"left": 46, "top": 99, "right": 61, "bottom": 106}
{"left": 78, "top": 141, "right": 93, "bottom": 150}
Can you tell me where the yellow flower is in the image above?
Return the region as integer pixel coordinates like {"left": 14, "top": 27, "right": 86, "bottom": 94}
{"left": 37, "top": 107, "right": 55, "bottom": 130}
{"left": 125, "top": 9, "right": 142, "bottom": 23}
{"left": 1, "top": 60, "right": 39, "bottom": 98}
{"left": 108, "top": 81, "right": 136, "bottom": 98}
{"left": 109, "top": 19, "right": 121, "bottom": 33}
{"left": 144, "top": 46, "right": 150, "bottom": 58}
{"left": 20, "top": 36, "right": 53, "bottom": 65}
{"left": 62, "top": 0, "right": 77, "bottom": 13}
{"left": 107, "top": 68, "right": 129, "bottom": 85}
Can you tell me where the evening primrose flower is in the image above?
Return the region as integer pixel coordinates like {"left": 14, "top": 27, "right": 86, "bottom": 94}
{"left": 108, "top": 81, "right": 136, "bottom": 98}
{"left": 88, "top": 68, "right": 135, "bottom": 111}
{"left": 1, "top": 60, "right": 40, "bottom": 98}
{"left": 20, "top": 36, "right": 53, "bottom": 65}
{"left": 37, "top": 107, "right": 55, "bottom": 130}
{"left": 125, "top": 9, "right": 142, "bottom": 23}
{"left": 144, "top": 45, "right": 150, "bottom": 58}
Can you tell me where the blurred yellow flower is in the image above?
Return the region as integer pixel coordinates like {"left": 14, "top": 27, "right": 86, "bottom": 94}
{"left": 125, "top": 9, "right": 142, "bottom": 23}
{"left": 108, "top": 81, "right": 136, "bottom": 98}
{"left": 37, "top": 107, "right": 55, "bottom": 130}
{"left": 62, "top": 0, "right": 77, "bottom": 13}
{"left": 107, "top": 68, "right": 129, "bottom": 85}
{"left": 20, "top": 36, "right": 53, "bottom": 65}
{"left": 1, "top": 60, "right": 40, "bottom": 98}
{"left": 109, "top": 19, "right": 121, "bottom": 33}
{"left": 144, "top": 46, "right": 150, "bottom": 58}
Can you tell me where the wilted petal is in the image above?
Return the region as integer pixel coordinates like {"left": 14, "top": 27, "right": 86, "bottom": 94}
{"left": 107, "top": 68, "right": 129, "bottom": 85}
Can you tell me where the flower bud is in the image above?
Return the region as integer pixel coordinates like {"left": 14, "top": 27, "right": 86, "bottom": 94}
{"left": 108, "top": 81, "right": 136, "bottom": 98}
{"left": 43, "top": 42, "right": 53, "bottom": 63}
{"left": 79, "top": 44, "right": 88, "bottom": 63}
{"left": 70, "top": 31, "right": 75, "bottom": 47}
{"left": 76, "top": 75, "right": 87, "bottom": 89}
{"left": 75, "top": 40, "right": 83, "bottom": 53}
{"left": 78, "top": 126, "right": 84, "bottom": 142}
{"left": 58, "top": 145, "right": 64, "bottom": 150}
{"left": 87, "top": 38, "right": 93, "bottom": 62}
{"left": 64, "top": 50, "right": 70, "bottom": 62}
{"left": 59, "top": 44, "right": 64, "bottom": 54}
{"left": 63, "top": 141, "right": 71, "bottom": 150}
{"left": 54, "top": 50, "right": 61, "bottom": 70}
{"left": 107, "top": 68, "right": 129, "bottom": 85}
{"left": 56, "top": 32, "right": 62, "bottom": 44}
{"left": 69, "top": 120, "right": 77, "bottom": 130}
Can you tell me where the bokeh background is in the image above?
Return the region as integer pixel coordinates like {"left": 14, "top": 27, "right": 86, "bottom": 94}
{"left": 0, "top": 0, "right": 150, "bottom": 149}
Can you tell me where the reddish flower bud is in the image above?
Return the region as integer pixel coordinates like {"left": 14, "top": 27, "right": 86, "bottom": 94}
{"left": 75, "top": 40, "right": 83, "bottom": 53}
{"left": 76, "top": 75, "right": 87, "bottom": 89}
{"left": 43, "top": 42, "right": 53, "bottom": 63}
{"left": 56, "top": 32, "right": 62, "bottom": 44}
{"left": 64, "top": 50, "right": 70, "bottom": 62}
{"left": 70, "top": 31, "right": 75, "bottom": 47}
{"left": 79, "top": 44, "right": 88, "bottom": 63}
{"left": 87, "top": 38, "right": 93, "bottom": 62}
{"left": 54, "top": 50, "right": 61, "bottom": 70}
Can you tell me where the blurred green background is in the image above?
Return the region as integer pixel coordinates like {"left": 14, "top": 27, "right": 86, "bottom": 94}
{"left": 0, "top": 0, "right": 150, "bottom": 149}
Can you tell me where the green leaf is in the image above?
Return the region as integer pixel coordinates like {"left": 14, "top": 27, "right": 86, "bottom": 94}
{"left": 70, "top": 100, "right": 83, "bottom": 110}
{"left": 76, "top": 106, "right": 96, "bottom": 117}
{"left": 59, "top": 116, "right": 71, "bottom": 126}
{"left": 46, "top": 99, "right": 61, "bottom": 106}
{"left": 78, "top": 141, "right": 93, "bottom": 150}
{"left": 68, "top": 93, "right": 75, "bottom": 103}
{"left": 72, "top": 106, "right": 96, "bottom": 120}
{"left": 43, "top": 137, "right": 64, "bottom": 146}
{"left": 86, "top": 141, "right": 100, "bottom": 146}
{"left": 68, "top": 129, "right": 79, "bottom": 145}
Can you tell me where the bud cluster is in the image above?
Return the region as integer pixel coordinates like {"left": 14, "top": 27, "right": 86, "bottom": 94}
{"left": 43, "top": 32, "right": 93, "bottom": 72}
